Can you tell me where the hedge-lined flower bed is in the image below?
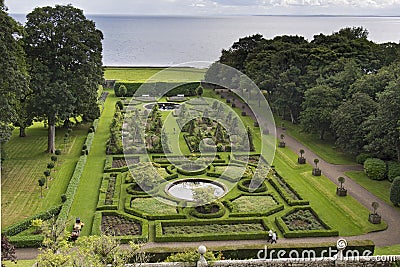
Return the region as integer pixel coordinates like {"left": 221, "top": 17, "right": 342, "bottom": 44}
{"left": 124, "top": 197, "right": 186, "bottom": 220}
{"left": 237, "top": 179, "right": 267, "bottom": 193}
{"left": 155, "top": 218, "right": 269, "bottom": 242}
{"left": 92, "top": 211, "right": 148, "bottom": 243}
{"left": 275, "top": 207, "right": 339, "bottom": 238}
{"left": 267, "top": 175, "right": 309, "bottom": 206}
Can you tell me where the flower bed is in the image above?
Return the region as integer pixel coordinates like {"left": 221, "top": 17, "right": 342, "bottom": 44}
{"left": 102, "top": 214, "right": 141, "bottom": 236}
{"left": 275, "top": 207, "right": 339, "bottom": 238}
{"left": 155, "top": 218, "right": 269, "bottom": 242}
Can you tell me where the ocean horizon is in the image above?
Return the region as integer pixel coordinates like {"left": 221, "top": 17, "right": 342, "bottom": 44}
{"left": 11, "top": 14, "right": 400, "bottom": 67}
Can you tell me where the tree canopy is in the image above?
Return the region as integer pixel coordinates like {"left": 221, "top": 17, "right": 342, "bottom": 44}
{"left": 213, "top": 26, "right": 400, "bottom": 161}
{"left": 24, "top": 4, "right": 103, "bottom": 153}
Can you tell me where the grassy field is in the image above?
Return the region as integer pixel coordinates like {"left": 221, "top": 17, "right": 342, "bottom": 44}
{"left": 271, "top": 147, "right": 386, "bottom": 236}
{"left": 104, "top": 67, "right": 206, "bottom": 82}
{"left": 2, "top": 260, "right": 37, "bottom": 267}
{"left": 1, "top": 123, "right": 89, "bottom": 228}
{"left": 274, "top": 116, "right": 355, "bottom": 165}
{"left": 375, "top": 244, "right": 400, "bottom": 255}
{"left": 68, "top": 90, "right": 118, "bottom": 235}
{"left": 345, "top": 171, "right": 395, "bottom": 206}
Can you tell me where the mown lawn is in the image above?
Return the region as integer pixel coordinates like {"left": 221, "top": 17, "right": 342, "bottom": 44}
{"left": 274, "top": 116, "right": 355, "bottom": 165}
{"left": 1, "top": 122, "right": 89, "bottom": 228}
{"left": 68, "top": 90, "right": 118, "bottom": 235}
{"left": 271, "top": 147, "right": 387, "bottom": 236}
{"left": 104, "top": 67, "right": 205, "bottom": 82}
{"left": 345, "top": 171, "right": 394, "bottom": 206}
{"left": 2, "top": 260, "right": 37, "bottom": 267}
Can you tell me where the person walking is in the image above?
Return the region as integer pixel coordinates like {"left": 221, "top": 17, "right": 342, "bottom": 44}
{"left": 268, "top": 229, "right": 273, "bottom": 243}
{"left": 271, "top": 232, "right": 277, "bottom": 244}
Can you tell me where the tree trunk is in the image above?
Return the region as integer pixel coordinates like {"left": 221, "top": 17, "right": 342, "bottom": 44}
{"left": 47, "top": 116, "right": 56, "bottom": 154}
{"left": 320, "top": 129, "right": 325, "bottom": 140}
{"left": 19, "top": 127, "right": 26, "bottom": 137}
{"left": 290, "top": 109, "right": 296, "bottom": 124}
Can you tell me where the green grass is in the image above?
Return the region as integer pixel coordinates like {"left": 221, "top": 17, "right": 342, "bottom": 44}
{"left": 232, "top": 195, "right": 278, "bottom": 213}
{"left": 271, "top": 147, "right": 387, "bottom": 236}
{"left": 374, "top": 244, "right": 400, "bottom": 255}
{"left": 1, "top": 123, "right": 89, "bottom": 228}
{"left": 68, "top": 90, "right": 118, "bottom": 235}
{"left": 345, "top": 171, "right": 395, "bottom": 205}
{"left": 2, "top": 260, "right": 37, "bottom": 267}
{"left": 130, "top": 197, "right": 178, "bottom": 214}
{"left": 104, "top": 67, "right": 206, "bottom": 82}
{"left": 274, "top": 116, "right": 355, "bottom": 165}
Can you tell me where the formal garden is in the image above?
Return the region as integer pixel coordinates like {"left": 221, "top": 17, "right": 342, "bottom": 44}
{"left": 3, "top": 68, "right": 390, "bottom": 253}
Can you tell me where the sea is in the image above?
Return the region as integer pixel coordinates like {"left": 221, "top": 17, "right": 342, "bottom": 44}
{"left": 11, "top": 14, "right": 400, "bottom": 67}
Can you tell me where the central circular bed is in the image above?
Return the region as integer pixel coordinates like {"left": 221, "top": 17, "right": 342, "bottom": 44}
{"left": 166, "top": 178, "right": 227, "bottom": 201}
{"left": 144, "top": 102, "right": 180, "bottom": 111}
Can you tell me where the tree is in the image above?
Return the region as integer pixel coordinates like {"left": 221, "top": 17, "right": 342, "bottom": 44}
{"left": 0, "top": 0, "right": 29, "bottom": 145}
{"left": 331, "top": 92, "right": 377, "bottom": 155}
{"left": 314, "top": 158, "right": 319, "bottom": 168}
{"left": 371, "top": 201, "right": 379, "bottom": 215}
{"left": 24, "top": 5, "right": 103, "bottom": 153}
{"left": 364, "top": 82, "right": 400, "bottom": 162}
{"left": 38, "top": 177, "right": 46, "bottom": 198}
{"left": 300, "top": 84, "right": 341, "bottom": 140}
{"left": 390, "top": 177, "right": 400, "bottom": 206}
{"left": 44, "top": 170, "right": 50, "bottom": 188}
{"left": 1, "top": 234, "right": 17, "bottom": 266}
{"left": 299, "top": 149, "right": 305, "bottom": 158}
{"left": 47, "top": 162, "right": 55, "bottom": 174}
{"left": 338, "top": 176, "right": 345, "bottom": 189}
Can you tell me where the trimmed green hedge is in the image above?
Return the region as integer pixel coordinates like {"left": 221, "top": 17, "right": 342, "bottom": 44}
{"left": 267, "top": 175, "right": 309, "bottom": 206}
{"left": 124, "top": 197, "right": 186, "bottom": 220}
{"left": 57, "top": 155, "right": 87, "bottom": 224}
{"left": 275, "top": 206, "right": 339, "bottom": 238}
{"left": 155, "top": 218, "right": 269, "bottom": 242}
{"left": 104, "top": 155, "right": 140, "bottom": 173}
{"left": 237, "top": 179, "right": 267, "bottom": 193}
{"left": 91, "top": 210, "right": 148, "bottom": 242}
{"left": 188, "top": 202, "right": 226, "bottom": 219}
{"left": 2, "top": 205, "right": 62, "bottom": 237}
{"left": 8, "top": 235, "right": 44, "bottom": 248}
{"left": 96, "top": 173, "right": 121, "bottom": 211}
{"left": 114, "top": 81, "right": 200, "bottom": 97}
{"left": 364, "top": 158, "right": 387, "bottom": 180}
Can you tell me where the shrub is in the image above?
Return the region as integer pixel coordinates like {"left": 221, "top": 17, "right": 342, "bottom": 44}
{"left": 61, "top": 194, "right": 67, "bottom": 203}
{"left": 356, "top": 153, "right": 371, "bottom": 165}
{"left": 165, "top": 250, "right": 220, "bottom": 262}
{"left": 390, "top": 177, "right": 400, "bottom": 206}
{"left": 364, "top": 158, "right": 387, "bottom": 180}
{"left": 54, "top": 149, "right": 61, "bottom": 155}
{"left": 388, "top": 162, "right": 400, "bottom": 182}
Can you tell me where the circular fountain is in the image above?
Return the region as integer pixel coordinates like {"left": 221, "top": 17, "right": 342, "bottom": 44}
{"left": 166, "top": 178, "right": 227, "bottom": 201}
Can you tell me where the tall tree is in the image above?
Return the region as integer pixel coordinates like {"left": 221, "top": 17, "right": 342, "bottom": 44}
{"left": 364, "top": 82, "right": 400, "bottom": 162}
{"left": 331, "top": 92, "right": 377, "bottom": 155}
{"left": 300, "top": 84, "right": 341, "bottom": 140}
{"left": 24, "top": 5, "right": 103, "bottom": 153}
{"left": 0, "top": 0, "right": 29, "bottom": 145}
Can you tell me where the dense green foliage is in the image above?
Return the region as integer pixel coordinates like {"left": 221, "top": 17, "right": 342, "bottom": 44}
{"left": 0, "top": 2, "right": 29, "bottom": 145}
{"left": 114, "top": 81, "right": 200, "bottom": 97}
{"left": 24, "top": 5, "right": 103, "bottom": 153}
{"left": 214, "top": 28, "right": 400, "bottom": 162}
{"left": 388, "top": 162, "right": 400, "bottom": 182}
{"left": 364, "top": 158, "right": 387, "bottom": 180}
{"left": 390, "top": 177, "right": 400, "bottom": 206}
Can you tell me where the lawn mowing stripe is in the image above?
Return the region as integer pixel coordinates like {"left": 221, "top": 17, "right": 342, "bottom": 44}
{"left": 68, "top": 90, "right": 117, "bottom": 235}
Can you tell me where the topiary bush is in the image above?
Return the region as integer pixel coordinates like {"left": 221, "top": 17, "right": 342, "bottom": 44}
{"left": 388, "top": 162, "right": 400, "bottom": 182}
{"left": 390, "top": 177, "right": 400, "bottom": 206}
{"left": 356, "top": 153, "right": 371, "bottom": 165}
{"left": 364, "top": 158, "right": 387, "bottom": 180}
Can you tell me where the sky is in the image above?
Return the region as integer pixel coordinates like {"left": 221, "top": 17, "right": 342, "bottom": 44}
{"left": 6, "top": 0, "right": 400, "bottom": 16}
